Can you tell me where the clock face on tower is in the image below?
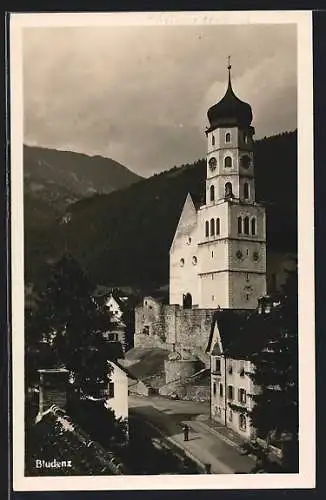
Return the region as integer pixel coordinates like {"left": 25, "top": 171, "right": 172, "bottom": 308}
{"left": 208, "top": 157, "right": 217, "bottom": 171}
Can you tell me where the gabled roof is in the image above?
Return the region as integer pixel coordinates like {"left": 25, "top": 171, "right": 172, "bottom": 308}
{"left": 207, "top": 308, "right": 280, "bottom": 359}
{"left": 110, "top": 360, "right": 138, "bottom": 380}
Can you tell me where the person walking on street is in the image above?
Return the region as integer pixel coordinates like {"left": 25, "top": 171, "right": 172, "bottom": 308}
{"left": 183, "top": 424, "right": 189, "bottom": 442}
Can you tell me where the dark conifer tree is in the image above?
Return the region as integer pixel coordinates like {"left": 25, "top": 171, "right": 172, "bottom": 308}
{"left": 29, "top": 253, "right": 114, "bottom": 396}
{"left": 245, "top": 269, "right": 298, "bottom": 472}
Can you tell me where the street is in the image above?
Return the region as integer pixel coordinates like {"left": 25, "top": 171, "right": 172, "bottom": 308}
{"left": 129, "top": 394, "right": 256, "bottom": 474}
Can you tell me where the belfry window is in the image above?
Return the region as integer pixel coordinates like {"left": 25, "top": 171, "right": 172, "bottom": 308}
{"left": 251, "top": 217, "right": 256, "bottom": 235}
{"left": 212, "top": 135, "right": 215, "bottom": 146}
{"left": 244, "top": 216, "right": 250, "bottom": 235}
{"left": 216, "top": 218, "right": 220, "bottom": 235}
{"left": 244, "top": 182, "right": 249, "bottom": 199}
{"left": 210, "top": 185, "right": 215, "bottom": 202}
{"left": 225, "top": 132, "right": 231, "bottom": 143}
{"left": 237, "top": 216, "right": 242, "bottom": 234}
{"left": 205, "top": 220, "right": 209, "bottom": 237}
{"left": 224, "top": 156, "right": 232, "bottom": 168}
{"left": 210, "top": 218, "right": 215, "bottom": 236}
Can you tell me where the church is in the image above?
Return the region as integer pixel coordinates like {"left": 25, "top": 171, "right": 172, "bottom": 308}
{"left": 169, "top": 61, "right": 267, "bottom": 310}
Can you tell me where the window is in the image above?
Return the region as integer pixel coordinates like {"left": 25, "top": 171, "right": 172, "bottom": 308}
{"left": 205, "top": 220, "right": 209, "bottom": 237}
{"left": 216, "top": 218, "right": 220, "bottom": 235}
{"left": 246, "top": 294, "right": 249, "bottom": 301}
{"left": 210, "top": 218, "right": 215, "bottom": 236}
{"left": 180, "top": 258, "right": 185, "bottom": 267}
{"left": 210, "top": 185, "right": 215, "bottom": 202}
{"left": 237, "top": 216, "right": 242, "bottom": 234}
{"left": 213, "top": 382, "right": 217, "bottom": 396}
{"left": 219, "top": 384, "right": 223, "bottom": 397}
{"left": 238, "top": 388, "right": 247, "bottom": 404}
{"left": 224, "top": 156, "right": 232, "bottom": 168}
{"left": 211, "top": 274, "right": 214, "bottom": 280}
{"left": 228, "top": 363, "right": 233, "bottom": 375}
{"left": 192, "top": 256, "right": 197, "bottom": 265}
{"left": 251, "top": 218, "right": 256, "bottom": 236}
{"left": 143, "top": 325, "right": 150, "bottom": 335}
{"left": 244, "top": 216, "right": 250, "bottom": 235}
{"left": 214, "top": 358, "right": 221, "bottom": 374}
{"left": 108, "top": 382, "right": 114, "bottom": 398}
{"left": 211, "top": 251, "right": 214, "bottom": 258}
{"left": 212, "top": 135, "right": 215, "bottom": 146}
{"left": 225, "top": 182, "right": 233, "bottom": 198}
{"left": 239, "top": 414, "right": 247, "bottom": 431}
{"left": 229, "top": 410, "right": 233, "bottom": 422}
{"left": 244, "top": 182, "right": 249, "bottom": 199}
{"left": 228, "top": 385, "right": 234, "bottom": 400}
{"left": 225, "top": 132, "right": 231, "bottom": 143}
{"left": 246, "top": 273, "right": 249, "bottom": 282}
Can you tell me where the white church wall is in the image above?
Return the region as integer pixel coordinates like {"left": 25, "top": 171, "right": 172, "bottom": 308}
{"left": 199, "top": 272, "right": 229, "bottom": 309}
{"left": 169, "top": 195, "right": 200, "bottom": 306}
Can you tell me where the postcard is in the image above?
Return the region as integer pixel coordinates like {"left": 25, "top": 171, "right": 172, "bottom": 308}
{"left": 10, "top": 10, "right": 315, "bottom": 491}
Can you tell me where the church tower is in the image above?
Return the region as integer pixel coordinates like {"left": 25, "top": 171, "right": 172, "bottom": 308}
{"left": 197, "top": 58, "right": 266, "bottom": 309}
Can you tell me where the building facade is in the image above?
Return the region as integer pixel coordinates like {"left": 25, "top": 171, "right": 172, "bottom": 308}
{"left": 170, "top": 63, "right": 267, "bottom": 310}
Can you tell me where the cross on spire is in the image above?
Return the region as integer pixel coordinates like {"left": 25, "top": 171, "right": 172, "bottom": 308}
{"left": 227, "top": 55, "right": 232, "bottom": 87}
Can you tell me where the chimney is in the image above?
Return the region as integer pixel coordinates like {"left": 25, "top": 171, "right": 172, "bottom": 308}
{"left": 37, "top": 368, "right": 69, "bottom": 418}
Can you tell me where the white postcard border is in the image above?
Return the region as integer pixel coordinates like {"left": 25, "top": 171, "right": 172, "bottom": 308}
{"left": 10, "top": 10, "right": 315, "bottom": 491}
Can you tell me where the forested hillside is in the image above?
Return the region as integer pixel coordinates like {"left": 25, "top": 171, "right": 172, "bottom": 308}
{"left": 25, "top": 131, "right": 297, "bottom": 291}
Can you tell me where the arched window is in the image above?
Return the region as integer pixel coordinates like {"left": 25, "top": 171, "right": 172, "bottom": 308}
{"left": 205, "top": 220, "right": 209, "bottom": 237}
{"left": 244, "top": 182, "right": 249, "bottom": 199}
{"left": 225, "top": 182, "right": 233, "bottom": 198}
{"left": 244, "top": 216, "right": 250, "bottom": 235}
{"left": 210, "top": 185, "right": 215, "bottom": 202}
{"left": 225, "top": 132, "right": 231, "bottom": 143}
{"left": 212, "top": 135, "right": 215, "bottom": 146}
{"left": 237, "top": 216, "right": 242, "bottom": 234}
{"left": 224, "top": 156, "right": 232, "bottom": 168}
{"left": 210, "top": 218, "right": 215, "bottom": 236}
{"left": 251, "top": 217, "right": 256, "bottom": 236}
{"left": 216, "top": 218, "right": 220, "bottom": 235}
{"left": 183, "top": 293, "right": 192, "bottom": 309}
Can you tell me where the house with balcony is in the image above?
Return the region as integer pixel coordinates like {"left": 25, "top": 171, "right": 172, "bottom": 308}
{"left": 206, "top": 297, "right": 281, "bottom": 440}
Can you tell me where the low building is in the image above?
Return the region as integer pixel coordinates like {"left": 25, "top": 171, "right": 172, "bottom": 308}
{"left": 104, "top": 360, "right": 137, "bottom": 421}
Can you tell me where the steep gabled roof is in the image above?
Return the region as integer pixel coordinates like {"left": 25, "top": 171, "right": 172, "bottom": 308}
{"left": 207, "top": 308, "right": 281, "bottom": 360}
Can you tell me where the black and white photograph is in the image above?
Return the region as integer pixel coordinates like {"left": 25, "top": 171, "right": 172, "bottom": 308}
{"left": 10, "top": 11, "right": 315, "bottom": 491}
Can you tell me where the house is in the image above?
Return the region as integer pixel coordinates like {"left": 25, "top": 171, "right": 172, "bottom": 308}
{"left": 93, "top": 287, "right": 137, "bottom": 351}
{"left": 206, "top": 297, "right": 280, "bottom": 440}
{"left": 104, "top": 360, "right": 137, "bottom": 422}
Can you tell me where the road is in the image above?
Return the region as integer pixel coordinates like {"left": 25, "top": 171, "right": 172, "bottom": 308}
{"left": 129, "top": 394, "right": 256, "bottom": 474}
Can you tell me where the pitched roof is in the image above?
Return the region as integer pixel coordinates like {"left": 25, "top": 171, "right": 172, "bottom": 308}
{"left": 207, "top": 308, "right": 280, "bottom": 359}
{"left": 29, "top": 406, "right": 125, "bottom": 475}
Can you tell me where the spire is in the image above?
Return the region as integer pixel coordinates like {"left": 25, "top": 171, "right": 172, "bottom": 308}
{"left": 227, "top": 55, "right": 232, "bottom": 88}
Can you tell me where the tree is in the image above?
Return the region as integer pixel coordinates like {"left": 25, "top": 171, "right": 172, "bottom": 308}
{"left": 27, "top": 253, "right": 115, "bottom": 396}
{"left": 245, "top": 269, "right": 298, "bottom": 472}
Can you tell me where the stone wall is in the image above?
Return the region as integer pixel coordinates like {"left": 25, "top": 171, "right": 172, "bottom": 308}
{"left": 164, "top": 360, "right": 198, "bottom": 384}
{"left": 134, "top": 298, "right": 215, "bottom": 360}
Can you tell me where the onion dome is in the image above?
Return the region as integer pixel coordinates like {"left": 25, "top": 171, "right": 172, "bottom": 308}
{"left": 207, "top": 59, "right": 253, "bottom": 131}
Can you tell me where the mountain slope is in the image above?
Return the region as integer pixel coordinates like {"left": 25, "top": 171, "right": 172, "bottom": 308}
{"left": 26, "top": 131, "right": 297, "bottom": 290}
{"left": 24, "top": 144, "right": 142, "bottom": 212}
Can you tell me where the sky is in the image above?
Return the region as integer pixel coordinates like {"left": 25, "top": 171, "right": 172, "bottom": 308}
{"left": 23, "top": 23, "right": 297, "bottom": 177}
